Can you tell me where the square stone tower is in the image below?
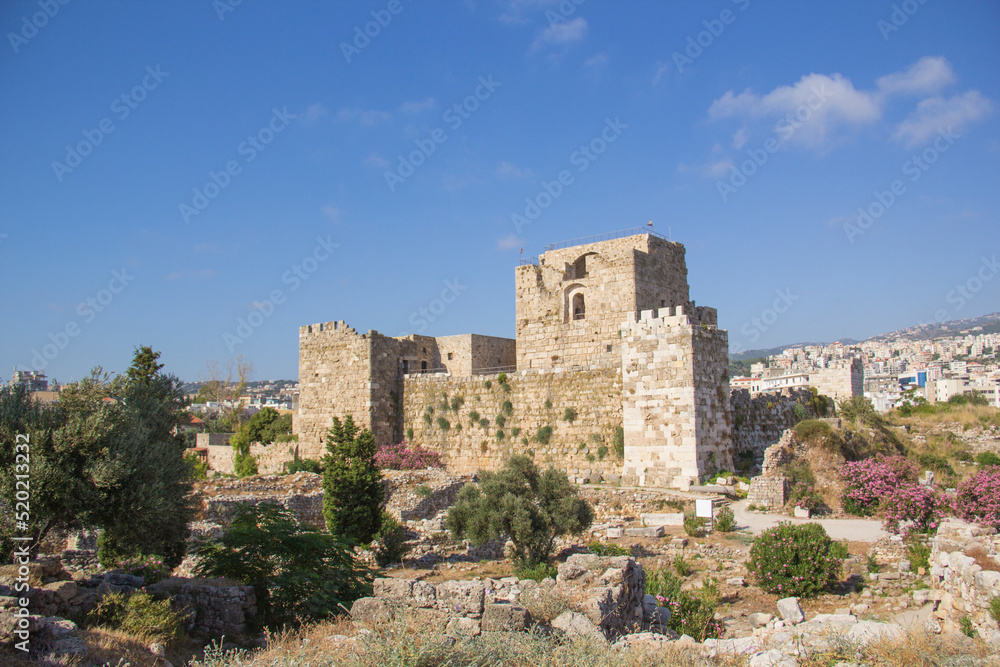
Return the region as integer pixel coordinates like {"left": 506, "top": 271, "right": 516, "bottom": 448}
{"left": 515, "top": 233, "right": 691, "bottom": 370}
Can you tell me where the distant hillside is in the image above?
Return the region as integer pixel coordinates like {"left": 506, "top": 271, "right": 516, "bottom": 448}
{"left": 868, "top": 312, "right": 1000, "bottom": 343}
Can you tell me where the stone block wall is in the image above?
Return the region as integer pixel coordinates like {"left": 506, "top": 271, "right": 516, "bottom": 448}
{"left": 730, "top": 388, "right": 813, "bottom": 457}
{"left": 515, "top": 234, "right": 690, "bottom": 372}
{"left": 809, "top": 359, "right": 864, "bottom": 403}
{"left": 196, "top": 473, "right": 326, "bottom": 529}
{"left": 620, "top": 307, "right": 732, "bottom": 488}
{"left": 746, "top": 476, "right": 788, "bottom": 508}
{"left": 403, "top": 366, "right": 623, "bottom": 482}
{"left": 147, "top": 579, "right": 257, "bottom": 636}
{"left": 929, "top": 518, "right": 1000, "bottom": 637}
{"left": 204, "top": 442, "right": 300, "bottom": 475}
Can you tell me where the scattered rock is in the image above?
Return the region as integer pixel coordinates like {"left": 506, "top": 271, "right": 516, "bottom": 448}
{"left": 552, "top": 611, "right": 607, "bottom": 644}
{"left": 776, "top": 597, "right": 804, "bottom": 625}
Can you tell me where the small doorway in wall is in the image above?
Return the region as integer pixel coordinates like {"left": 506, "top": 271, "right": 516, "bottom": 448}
{"left": 572, "top": 292, "right": 586, "bottom": 320}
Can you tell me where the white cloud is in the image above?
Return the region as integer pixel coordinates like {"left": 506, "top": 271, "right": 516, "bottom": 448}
{"left": 398, "top": 97, "right": 436, "bottom": 114}
{"left": 299, "top": 102, "right": 328, "bottom": 123}
{"left": 706, "top": 57, "right": 991, "bottom": 152}
{"left": 335, "top": 106, "right": 392, "bottom": 126}
{"left": 731, "top": 128, "right": 748, "bottom": 150}
{"left": 702, "top": 159, "right": 734, "bottom": 179}
{"left": 496, "top": 0, "right": 560, "bottom": 25}
{"left": 321, "top": 205, "right": 340, "bottom": 222}
{"left": 892, "top": 90, "right": 992, "bottom": 147}
{"left": 875, "top": 56, "right": 954, "bottom": 97}
{"left": 531, "top": 17, "right": 587, "bottom": 51}
{"left": 497, "top": 234, "right": 523, "bottom": 251}
{"left": 364, "top": 153, "right": 391, "bottom": 169}
{"left": 583, "top": 51, "right": 609, "bottom": 72}
{"left": 495, "top": 160, "right": 533, "bottom": 180}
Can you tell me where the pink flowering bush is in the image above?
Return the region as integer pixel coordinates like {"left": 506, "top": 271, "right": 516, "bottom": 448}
{"left": 882, "top": 484, "right": 950, "bottom": 535}
{"left": 956, "top": 467, "right": 1000, "bottom": 530}
{"left": 374, "top": 441, "right": 442, "bottom": 470}
{"left": 115, "top": 554, "right": 170, "bottom": 585}
{"left": 748, "top": 522, "right": 843, "bottom": 597}
{"left": 840, "top": 456, "right": 918, "bottom": 517}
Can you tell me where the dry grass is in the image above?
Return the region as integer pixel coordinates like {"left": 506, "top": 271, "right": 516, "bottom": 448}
{"left": 965, "top": 546, "right": 1000, "bottom": 572}
{"left": 893, "top": 404, "right": 1000, "bottom": 428}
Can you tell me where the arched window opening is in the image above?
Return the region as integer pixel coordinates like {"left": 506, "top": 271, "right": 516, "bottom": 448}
{"left": 572, "top": 293, "right": 586, "bottom": 320}
{"left": 574, "top": 254, "right": 588, "bottom": 278}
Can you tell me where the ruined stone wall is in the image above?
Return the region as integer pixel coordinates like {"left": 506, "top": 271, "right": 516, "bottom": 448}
{"left": 195, "top": 433, "right": 232, "bottom": 448}
{"left": 730, "top": 388, "right": 813, "bottom": 456}
{"left": 929, "top": 518, "right": 1000, "bottom": 638}
{"left": 402, "top": 367, "right": 623, "bottom": 482}
{"left": 196, "top": 473, "right": 326, "bottom": 529}
{"left": 204, "top": 442, "right": 300, "bottom": 475}
{"left": 514, "top": 234, "right": 690, "bottom": 372}
{"left": 620, "top": 307, "right": 732, "bottom": 488}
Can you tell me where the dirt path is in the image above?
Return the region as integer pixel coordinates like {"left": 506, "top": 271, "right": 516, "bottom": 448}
{"left": 731, "top": 500, "right": 889, "bottom": 542}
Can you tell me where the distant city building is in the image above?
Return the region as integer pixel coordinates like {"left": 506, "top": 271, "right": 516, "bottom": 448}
{"left": 10, "top": 370, "right": 48, "bottom": 391}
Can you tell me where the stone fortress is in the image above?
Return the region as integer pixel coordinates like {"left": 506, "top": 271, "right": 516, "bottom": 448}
{"left": 293, "top": 229, "right": 736, "bottom": 488}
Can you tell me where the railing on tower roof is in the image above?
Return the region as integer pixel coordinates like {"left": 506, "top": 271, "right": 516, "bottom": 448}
{"left": 542, "top": 226, "right": 668, "bottom": 253}
{"left": 518, "top": 256, "right": 539, "bottom": 266}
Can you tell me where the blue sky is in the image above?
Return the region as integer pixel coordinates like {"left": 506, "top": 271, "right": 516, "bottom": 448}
{"left": 2, "top": 0, "right": 998, "bottom": 383}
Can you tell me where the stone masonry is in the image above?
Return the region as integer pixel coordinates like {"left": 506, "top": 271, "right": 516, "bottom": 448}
{"left": 294, "top": 230, "right": 733, "bottom": 488}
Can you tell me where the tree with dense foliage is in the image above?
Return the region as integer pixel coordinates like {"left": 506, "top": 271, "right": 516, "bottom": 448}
{"left": 322, "top": 415, "right": 383, "bottom": 544}
{"left": 125, "top": 346, "right": 164, "bottom": 386}
{"left": 194, "top": 502, "right": 372, "bottom": 628}
{"left": 445, "top": 455, "right": 593, "bottom": 567}
{"left": 748, "top": 522, "right": 844, "bottom": 597}
{"left": 0, "top": 348, "right": 194, "bottom": 566}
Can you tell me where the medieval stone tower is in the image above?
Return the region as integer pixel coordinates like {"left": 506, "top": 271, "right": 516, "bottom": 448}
{"left": 294, "top": 229, "right": 733, "bottom": 489}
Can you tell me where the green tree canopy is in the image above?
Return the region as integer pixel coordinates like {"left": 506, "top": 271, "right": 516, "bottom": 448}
{"left": 445, "top": 454, "right": 593, "bottom": 567}
{"left": 322, "top": 415, "right": 383, "bottom": 544}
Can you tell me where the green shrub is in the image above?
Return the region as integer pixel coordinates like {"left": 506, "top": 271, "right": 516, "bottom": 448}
{"left": 535, "top": 425, "right": 554, "bottom": 445}
{"left": 422, "top": 413, "right": 432, "bottom": 425}
{"left": 284, "top": 457, "right": 323, "bottom": 474}
{"left": 322, "top": 415, "right": 383, "bottom": 544}
{"left": 715, "top": 506, "right": 736, "bottom": 532}
{"left": 748, "top": 522, "right": 843, "bottom": 597}
{"left": 977, "top": 452, "right": 1000, "bottom": 467}
{"left": 989, "top": 595, "right": 1000, "bottom": 623}
{"left": 450, "top": 396, "right": 464, "bottom": 412}
{"left": 497, "top": 372, "right": 508, "bottom": 384}
{"left": 794, "top": 419, "right": 832, "bottom": 442}
{"left": 865, "top": 553, "right": 880, "bottom": 573}
{"left": 373, "top": 512, "right": 410, "bottom": 567}
{"left": 445, "top": 455, "right": 593, "bottom": 567}
{"left": 436, "top": 417, "right": 450, "bottom": 431}
{"left": 563, "top": 407, "right": 577, "bottom": 423}
{"left": 496, "top": 429, "right": 505, "bottom": 442}
{"left": 792, "top": 403, "right": 807, "bottom": 422}
{"left": 516, "top": 562, "right": 557, "bottom": 582}
{"left": 906, "top": 536, "right": 932, "bottom": 571}
{"left": 954, "top": 450, "right": 973, "bottom": 462}
{"left": 588, "top": 541, "right": 629, "bottom": 557}
{"left": 195, "top": 502, "right": 372, "bottom": 628}
{"left": 612, "top": 426, "right": 625, "bottom": 459}
{"left": 959, "top": 615, "right": 975, "bottom": 638}
{"left": 683, "top": 511, "right": 706, "bottom": 537}
{"left": 644, "top": 568, "right": 723, "bottom": 641}
{"left": 234, "top": 451, "right": 258, "bottom": 477}
{"left": 673, "top": 554, "right": 694, "bottom": 577}
{"left": 917, "top": 452, "right": 955, "bottom": 476}
{"left": 414, "top": 484, "right": 432, "bottom": 498}
{"left": 502, "top": 400, "right": 514, "bottom": 415}
{"left": 597, "top": 445, "right": 609, "bottom": 460}
{"left": 405, "top": 427, "right": 414, "bottom": 441}
{"left": 87, "top": 591, "right": 186, "bottom": 641}
{"left": 484, "top": 380, "right": 492, "bottom": 389}
{"left": 468, "top": 410, "right": 480, "bottom": 423}
{"left": 495, "top": 414, "right": 506, "bottom": 427}
{"left": 184, "top": 452, "right": 209, "bottom": 480}
{"left": 510, "top": 427, "right": 521, "bottom": 437}
{"left": 544, "top": 399, "right": 552, "bottom": 409}
{"left": 479, "top": 418, "right": 490, "bottom": 429}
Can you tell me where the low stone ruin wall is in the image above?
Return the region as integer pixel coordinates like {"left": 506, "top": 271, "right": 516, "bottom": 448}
{"left": 147, "top": 578, "right": 257, "bottom": 636}
{"left": 196, "top": 472, "right": 326, "bottom": 529}
{"left": 929, "top": 517, "right": 1000, "bottom": 638}
{"left": 205, "top": 442, "right": 299, "bottom": 475}
{"left": 730, "top": 389, "right": 812, "bottom": 457}
{"left": 352, "top": 554, "right": 647, "bottom": 640}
